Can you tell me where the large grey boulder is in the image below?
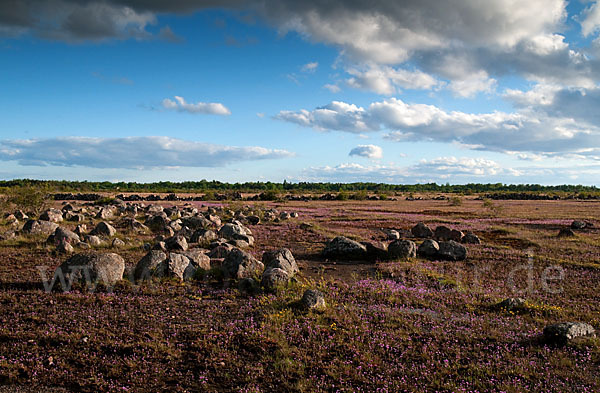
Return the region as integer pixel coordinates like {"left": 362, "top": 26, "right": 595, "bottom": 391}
{"left": 571, "top": 220, "right": 587, "bottom": 230}
{"left": 181, "top": 249, "right": 211, "bottom": 270}
{"left": 437, "top": 241, "right": 467, "bottom": 261}
{"left": 388, "top": 239, "right": 417, "bottom": 259}
{"left": 222, "top": 248, "right": 264, "bottom": 279}
{"left": 190, "top": 229, "right": 218, "bottom": 244}
{"left": 434, "top": 226, "right": 464, "bottom": 242}
{"left": 22, "top": 220, "right": 59, "bottom": 236}
{"left": 54, "top": 252, "right": 125, "bottom": 288}
{"left": 362, "top": 241, "right": 389, "bottom": 261}
{"left": 40, "top": 209, "right": 63, "bottom": 223}
{"left": 261, "top": 268, "right": 290, "bottom": 291}
{"left": 96, "top": 207, "right": 114, "bottom": 220}
{"left": 90, "top": 222, "right": 116, "bottom": 237}
{"left": 544, "top": 322, "right": 596, "bottom": 344}
{"left": 411, "top": 222, "right": 433, "bottom": 238}
{"left": 417, "top": 239, "right": 440, "bottom": 259}
{"left": 134, "top": 250, "right": 167, "bottom": 281}
{"left": 145, "top": 214, "right": 170, "bottom": 233}
{"left": 165, "top": 234, "right": 188, "bottom": 251}
{"left": 181, "top": 216, "right": 213, "bottom": 230}
{"left": 462, "top": 232, "right": 481, "bottom": 244}
{"left": 262, "top": 248, "right": 298, "bottom": 276}
{"left": 155, "top": 253, "right": 197, "bottom": 281}
{"left": 218, "top": 223, "right": 254, "bottom": 245}
{"left": 322, "top": 236, "right": 367, "bottom": 260}
{"left": 48, "top": 227, "right": 80, "bottom": 245}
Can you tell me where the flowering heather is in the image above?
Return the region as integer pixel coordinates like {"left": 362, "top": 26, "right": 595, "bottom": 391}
{"left": 0, "top": 198, "right": 598, "bottom": 392}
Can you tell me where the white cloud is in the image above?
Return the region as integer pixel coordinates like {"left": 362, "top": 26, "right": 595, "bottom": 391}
{"left": 275, "top": 101, "right": 372, "bottom": 133}
{"left": 301, "top": 61, "right": 318, "bottom": 72}
{"left": 446, "top": 71, "right": 497, "bottom": 98}
{"left": 162, "top": 96, "right": 231, "bottom": 115}
{"left": 323, "top": 83, "right": 341, "bottom": 93}
{"left": 346, "top": 65, "right": 438, "bottom": 95}
{"left": 301, "top": 156, "right": 518, "bottom": 183}
{"left": 580, "top": 1, "right": 600, "bottom": 37}
{"left": 276, "top": 97, "right": 600, "bottom": 155}
{"left": 0, "top": 137, "right": 293, "bottom": 169}
{"left": 349, "top": 144, "right": 383, "bottom": 159}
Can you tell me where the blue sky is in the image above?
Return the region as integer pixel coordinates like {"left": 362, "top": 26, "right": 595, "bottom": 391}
{"left": 1, "top": 0, "right": 600, "bottom": 185}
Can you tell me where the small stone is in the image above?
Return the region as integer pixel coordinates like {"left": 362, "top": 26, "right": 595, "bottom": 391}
{"left": 301, "top": 289, "right": 326, "bottom": 311}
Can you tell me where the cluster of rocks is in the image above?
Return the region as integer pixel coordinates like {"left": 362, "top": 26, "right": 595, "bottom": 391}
{"left": 557, "top": 220, "right": 595, "bottom": 238}
{"left": 322, "top": 222, "right": 478, "bottom": 262}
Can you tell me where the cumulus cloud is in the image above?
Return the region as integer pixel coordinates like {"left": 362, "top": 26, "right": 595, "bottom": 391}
{"left": 349, "top": 145, "right": 383, "bottom": 159}
{"left": 345, "top": 65, "right": 438, "bottom": 95}
{"left": 162, "top": 96, "right": 231, "bottom": 115}
{"left": 276, "top": 97, "right": 600, "bottom": 155}
{"left": 0, "top": 136, "right": 293, "bottom": 169}
{"left": 580, "top": 1, "right": 600, "bottom": 37}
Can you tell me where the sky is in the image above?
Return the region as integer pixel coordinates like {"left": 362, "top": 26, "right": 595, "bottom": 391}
{"left": 1, "top": 0, "right": 600, "bottom": 185}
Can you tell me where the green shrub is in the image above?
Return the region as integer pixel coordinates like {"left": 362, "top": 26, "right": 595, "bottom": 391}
{"left": 0, "top": 186, "right": 50, "bottom": 216}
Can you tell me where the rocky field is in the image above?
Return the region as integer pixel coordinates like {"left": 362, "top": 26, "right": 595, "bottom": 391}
{"left": 0, "top": 196, "right": 599, "bottom": 392}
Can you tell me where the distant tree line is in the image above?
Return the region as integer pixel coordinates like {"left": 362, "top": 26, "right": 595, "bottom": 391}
{"left": 0, "top": 179, "right": 598, "bottom": 195}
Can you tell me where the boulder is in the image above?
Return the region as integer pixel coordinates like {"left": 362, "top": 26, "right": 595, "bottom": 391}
{"left": 462, "top": 232, "right": 481, "bottom": 244}
{"left": 40, "top": 209, "right": 63, "bottom": 223}
{"left": 96, "top": 207, "right": 114, "bottom": 220}
{"left": 262, "top": 248, "right": 298, "bottom": 276}
{"left": 544, "top": 322, "right": 596, "bottom": 344}
{"left": 571, "top": 220, "right": 586, "bottom": 230}
{"left": 322, "top": 236, "right": 367, "bottom": 260}
{"left": 222, "top": 248, "right": 264, "bottom": 279}
{"left": 56, "top": 240, "right": 74, "bottom": 254}
{"left": 301, "top": 289, "right": 326, "bottom": 311}
{"left": 90, "top": 222, "right": 116, "bottom": 237}
{"left": 417, "top": 239, "right": 440, "bottom": 259}
{"left": 437, "top": 241, "right": 467, "bottom": 261}
{"left": 165, "top": 234, "right": 188, "bottom": 251}
{"left": 247, "top": 215, "right": 260, "bottom": 225}
{"left": 155, "top": 253, "right": 197, "bottom": 281}
{"left": 208, "top": 244, "right": 234, "bottom": 258}
{"left": 134, "top": 250, "right": 167, "bottom": 281}
{"left": 84, "top": 235, "right": 102, "bottom": 246}
{"left": 190, "top": 229, "right": 218, "bottom": 243}
{"left": 66, "top": 213, "right": 85, "bottom": 222}
{"left": 261, "top": 268, "right": 290, "bottom": 291}
{"left": 434, "top": 226, "right": 464, "bottom": 242}
{"left": 181, "top": 249, "right": 211, "bottom": 270}
{"left": 112, "top": 238, "right": 125, "bottom": 248}
{"left": 205, "top": 214, "right": 222, "bottom": 227}
{"left": 384, "top": 229, "right": 400, "bottom": 240}
{"left": 362, "top": 241, "right": 389, "bottom": 261}
{"left": 54, "top": 252, "right": 125, "bottom": 288}
{"left": 22, "top": 220, "right": 59, "bottom": 236}
{"left": 557, "top": 228, "right": 576, "bottom": 238}
{"left": 181, "top": 216, "right": 213, "bottom": 230}
{"left": 218, "top": 223, "right": 253, "bottom": 245}
{"left": 388, "top": 239, "right": 417, "bottom": 259}
{"left": 48, "top": 227, "right": 80, "bottom": 245}
{"left": 411, "top": 222, "right": 433, "bottom": 238}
